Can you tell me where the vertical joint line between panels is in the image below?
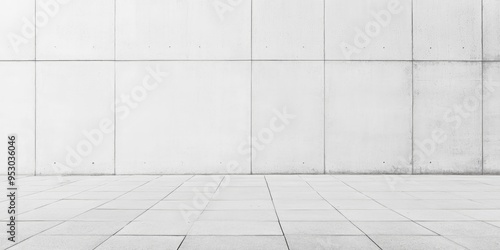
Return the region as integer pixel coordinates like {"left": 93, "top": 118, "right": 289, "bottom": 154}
{"left": 250, "top": 0, "right": 253, "bottom": 175}
{"left": 481, "top": 0, "right": 484, "bottom": 175}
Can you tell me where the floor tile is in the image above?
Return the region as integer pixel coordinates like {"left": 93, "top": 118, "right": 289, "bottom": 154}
{"left": 327, "top": 200, "right": 386, "bottom": 210}
{"left": 179, "top": 236, "right": 288, "bottom": 250}
{"left": 205, "top": 201, "right": 274, "bottom": 210}
{"left": 135, "top": 210, "right": 202, "bottom": 223}
{"left": 96, "top": 236, "right": 184, "bottom": 250}
{"left": 395, "top": 210, "right": 475, "bottom": 221}
{"left": 151, "top": 200, "right": 207, "bottom": 210}
{"left": 281, "top": 222, "right": 362, "bottom": 235}
{"left": 371, "top": 236, "right": 465, "bottom": 250}
{"left": 116, "top": 192, "right": 167, "bottom": 200}
{"left": 164, "top": 192, "right": 215, "bottom": 200}
{"left": 287, "top": 235, "right": 379, "bottom": 250}
{"left": 0, "top": 221, "right": 60, "bottom": 249}
{"left": 274, "top": 200, "right": 333, "bottom": 210}
{"left": 42, "top": 221, "right": 127, "bottom": 235}
{"left": 419, "top": 222, "right": 500, "bottom": 237}
{"left": 456, "top": 210, "right": 500, "bottom": 220}
{"left": 277, "top": 209, "right": 346, "bottom": 221}
{"left": 71, "top": 209, "right": 144, "bottom": 221}
{"left": 271, "top": 192, "right": 323, "bottom": 200}
{"left": 447, "top": 236, "right": 500, "bottom": 250}
{"left": 118, "top": 221, "right": 193, "bottom": 235}
{"left": 319, "top": 192, "right": 369, "bottom": 200}
{"left": 9, "top": 235, "right": 108, "bottom": 250}
{"left": 68, "top": 192, "right": 126, "bottom": 200}
{"left": 19, "top": 208, "right": 89, "bottom": 221}
{"left": 340, "top": 210, "right": 409, "bottom": 221}
{"left": 198, "top": 210, "right": 277, "bottom": 221}
{"left": 354, "top": 222, "right": 436, "bottom": 235}
{"left": 188, "top": 221, "right": 283, "bottom": 235}
{"left": 98, "top": 200, "right": 157, "bottom": 210}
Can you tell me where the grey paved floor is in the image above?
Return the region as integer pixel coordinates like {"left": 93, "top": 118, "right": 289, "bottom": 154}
{"left": 1, "top": 175, "right": 500, "bottom": 249}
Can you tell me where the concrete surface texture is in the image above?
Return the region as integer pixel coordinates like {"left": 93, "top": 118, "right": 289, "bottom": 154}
{"left": 0, "top": 0, "right": 499, "bottom": 175}
{"left": 1, "top": 175, "right": 500, "bottom": 249}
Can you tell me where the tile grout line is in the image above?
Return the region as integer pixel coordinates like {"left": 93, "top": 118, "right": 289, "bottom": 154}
{"left": 177, "top": 175, "right": 226, "bottom": 249}
{"left": 113, "top": 0, "right": 117, "bottom": 175}
{"left": 250, "top": 0, "right": 253, "bottom": 175}
{"left": 332, "top": 177, "right": 473, "bottom": 250}
{"left": 93, "top": 175, "right": 196, "bottom": 250}
{"left": 264, "top": 176, "right": 291, "bottom": 250}
{"left": 299, "top": 175, "right": 383, "bottom": 250}
{"left": 323, "top": 0, "right": 326, "bottom": 174}
{"left": 6, "top": 176, "right": 130, "bottom": 249}
{"left": 2, "top": 59, "right": 497, "bottom": 62}
{"left": 411, "top": 0, "right": 414, "bottom": 174}
{"left": 34, "top": 0, "right": 37, "bottom": 176}
{"left": 481, "top": 0, "right": 484, "bottom": 175}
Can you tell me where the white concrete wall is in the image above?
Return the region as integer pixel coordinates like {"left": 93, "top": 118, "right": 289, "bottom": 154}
{"left": 0, "top": 0, "right": 498, "bottom": 175}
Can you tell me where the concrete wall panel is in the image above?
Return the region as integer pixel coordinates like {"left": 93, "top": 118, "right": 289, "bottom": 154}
{"left": 0, "top": 0, "right": 34, "bottom": 60}
{"left": 484, "top": 0, "right": 500, "bottom": 60}
{"left": 413, "top": 0, "right": 482, "bottom": 60}
{"left": 413, "top": 62, "right": 482, "bottom": 174}
{"left": 0, "top": 62, "right": 35, "bottom": 175}
{"left": 116, "top": 0, "right": 251, "bottom": 60}
{"left": 36, "top": 0, "right": 114, "bottom": 60}
{"left": 484, "top": 62, "right": 500, "bottom": 174}
{"left": 252, "top": 62, "right": 324, "bottom": 174}
{"left": 326, "top": 0, "right": 412, "bottom": 60}
{"left": 252, "top": 0, "right": 324, "bottom": 60}
{"left": 326, "top": 61, "right": 412, "bottom": 174}
{"left": 36, "top": 62, "right": 115, "bottom": 175}
{"left": 116, "top": 62, "right": 251, "bottom": 174}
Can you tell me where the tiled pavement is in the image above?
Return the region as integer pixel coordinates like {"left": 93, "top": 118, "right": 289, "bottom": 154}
{"left": 1, "top": 175, "right": 500, "bottom": 250}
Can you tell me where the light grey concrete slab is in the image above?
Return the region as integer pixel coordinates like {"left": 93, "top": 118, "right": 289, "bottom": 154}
{"left": 326, "top": 0, "right": 412, "bottom": 60}
{"left": 115, "top": 61, "right": 251, "bottom": 174}
{"left": 35, "top": 0, "right": 114, "bottom": 60}
{"left": 413, "top": 0, "right": 482, "bottom": 60}
{"left": 0, "top": 62, "right": 35, "bottom": 175}
{"left": 116, "top": 0, "right": 250, "bottom": 60}
{"left": 354, "top": 221, "right": 436, "bottom": 235}
{"left": 287, "top": 235, "right": 379, "bottom": 250}
{"left": 484, "top": 62, "right": 500, "bottom": 174}
{"left": 277, "top": 209, "right": 347, "bottom": 221}
{"left": 97, "top": 236, "right": 184, "bottom": 250}
{"left": 281, "top": 221, "right": 363, "bottom": 235}
{"left": 36, "top": 62, "right": 115, "bottom": 175}
{"left": 371, "top": 236, "right": 465, "bottom": 250}
{"left": 252, "top": 0, "right": 324, "bottom": 59}
{"left": 484, "top": 0, "right": 500, "bottom": 60}
{"left": 42, "top": 221, "right": 127, "bottom": 235}
{"left": 197, "top": 210, "right": 278, "bottom": 221}
{"left": 9, "top": 235, "right": 108, "bottom": 250}
{"left": 188, "top": 221, "right": 283, "bottom": 235}
{"left": 419, "top": 222, "right": 500, "bottom": 237}
{"left": 0, "top": 0, "right": 35, "bottom": 60}
{"left": 326, "top": 61, "right": 412, "bottom": 174}
{"left": 340, "top": 209, "right": 408, "bottom": 221}
{"left": 179, "top": 236, "right": 288, "bottom": 250}
{"left": 252, "top": 61, "right": 324, "bottom": 174}
{"left": 413, "top": 62, "right": 482, "bottom": 174}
